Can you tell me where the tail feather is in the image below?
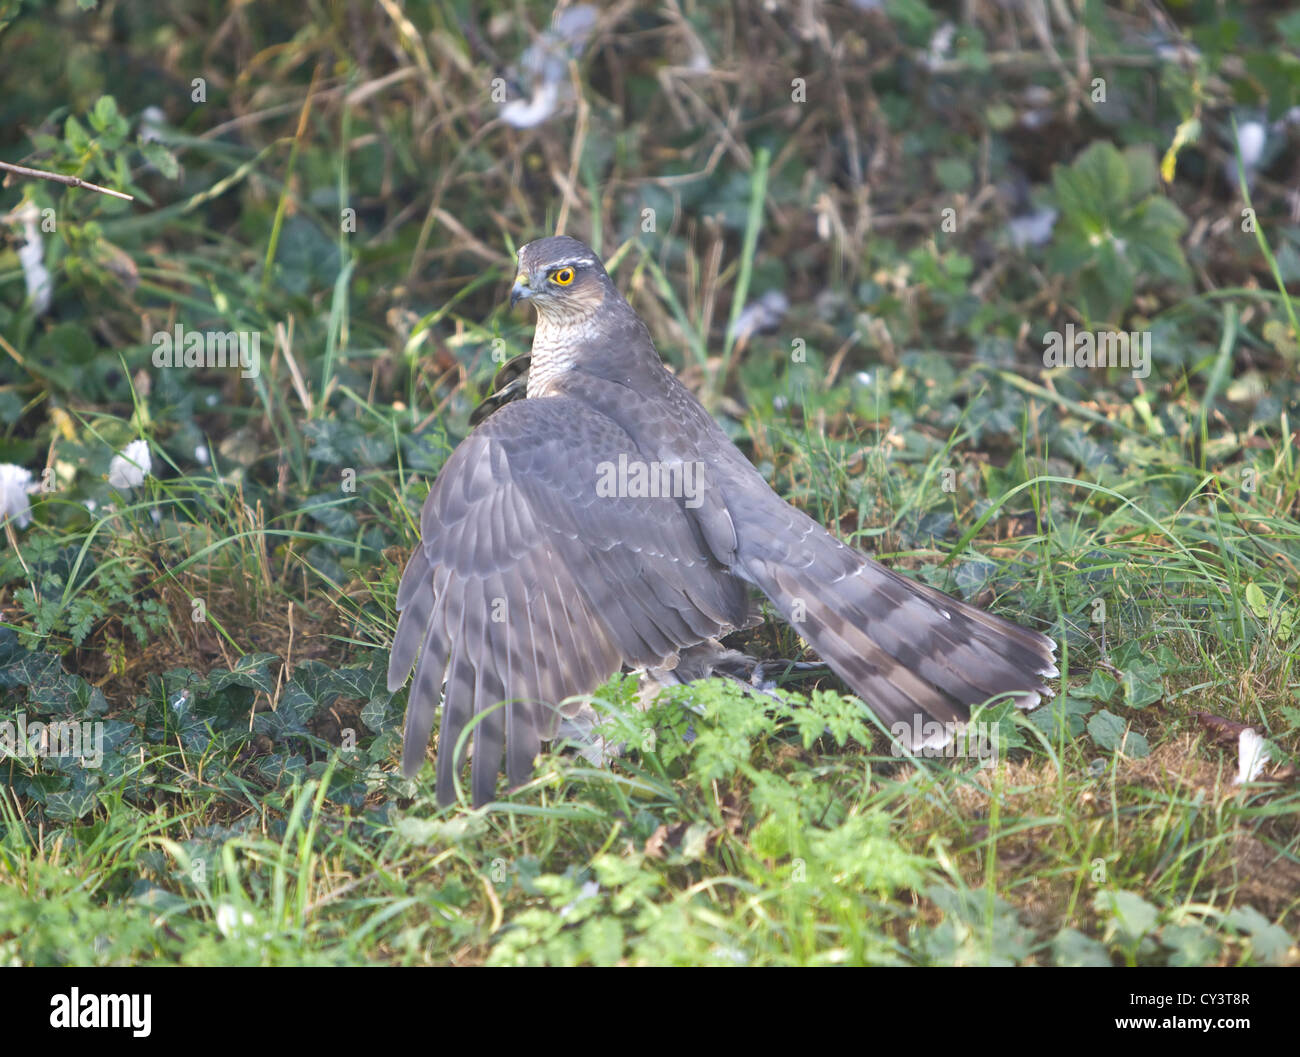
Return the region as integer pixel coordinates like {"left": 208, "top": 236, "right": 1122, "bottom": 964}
{"left": 737, "top": 502, "right": 1057, "bottom": 748}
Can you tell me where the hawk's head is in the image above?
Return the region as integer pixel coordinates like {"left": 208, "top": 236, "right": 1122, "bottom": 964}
{"left": 511, "top": 236, "right": 611, "bottom": 319}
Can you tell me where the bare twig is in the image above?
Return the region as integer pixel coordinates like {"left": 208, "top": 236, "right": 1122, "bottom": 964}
{"left": 0, "top": 160, "right": 134, "bottom": 201}
{"left": 554, "top": 60, "right": 590, "bottom": 237}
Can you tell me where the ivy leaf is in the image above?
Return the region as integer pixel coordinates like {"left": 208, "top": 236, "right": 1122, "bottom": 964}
{"left": 1088, "top": 709, "right": 1150, "bottom": 757}
{"left": 1029, "top": 693, "right": 1093, "bottom": 738}
{"left": 1074, "top": 669, "right": 1118, "bottom": 702}
{"left": 1121, "top": 663, "right": 1163, "bottom": 708}
{"left": 207, "top": 653, "right": 279, "bottom": 695}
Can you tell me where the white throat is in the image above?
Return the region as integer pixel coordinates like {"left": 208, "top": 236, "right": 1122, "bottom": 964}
{"left": 526, "top": 311, "right": 600, "bottom": 397}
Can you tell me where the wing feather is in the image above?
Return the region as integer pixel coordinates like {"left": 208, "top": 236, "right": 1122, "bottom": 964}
{"left": 389, "top": 397, "right": 750, "bottom": 806}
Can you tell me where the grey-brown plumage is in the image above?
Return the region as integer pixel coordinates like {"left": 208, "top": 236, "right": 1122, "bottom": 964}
{"left": 389, "top": 235, "right": 1058, "bottom": 806}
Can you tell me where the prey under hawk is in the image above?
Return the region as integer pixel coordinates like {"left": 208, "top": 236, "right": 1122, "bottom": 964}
{"left": 389, "top": 236, "right": 1058, "bottom": 806}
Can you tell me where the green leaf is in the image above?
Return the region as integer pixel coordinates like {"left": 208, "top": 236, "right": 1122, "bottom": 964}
{"left": 1121, "top": 663, "right": 1163, "bottom": 708}
{"left": 1048, "top": 140, "right": 1189, "bottom": 322}
{"left": 88, "top": 95, "right": 128, "bottom": 148}
{"left": 1125, "top": 197, "right": 1191, "bottom": 282}
{"left": 884, "top": 0, "right": 937, "bottom": 44}
{"left": 1053, "top": 142, "right": 1130, "bottom": 229}
{"left": 1223, "top": 906, "right": 1293, "bottom": 965}
{"left": 140, "top": 139, "right": 180, "bottom": 180}
{"left": 1029, "top": 693, "right": 1094, "bottom": 738}
{"left": 1279, "top": 11, "right": 1300, "bottom": 47}
{"left": 91, "top": 95, "right": 118, "bottom": 129}
{"left": 44, "top": 785, "right": 101, "bottom": 821}
{"left": 64, "top": 115, "right": 90, "bottom": 154}
{"left": 1092, "top": 238, "right": 1136, "bottom": 318}
{"left": 1074, "top": 669, "right": 1118, "bottom": 702}
{"left": 393, "top": 814, "right": 487, "bottom": 845}
{"left": 1095, "top": 889, "right": 1159, "bottom": 944}
{"left": 207, "top": 653, "right": 279, "bottom": 695}
{"left": 1161, "top": 923, "right": 1220, "bottom": 967}
{"left": 1245, "top": 582, "right": 1269, "bottom": 619}
{"left": 35, "top": 323, "right": 96, "bottom": 366}
{"left": 922, "top": 884, "right": 1033, "bottom": 966}
{"left": 1053, "top": 928, "right": 1112, "bottom": 966}
{"left": 935, "top": 158, "right": 973, "bottom": 192}
{"left": 1088, "top": 709, "right": 1149, "bottom": 757}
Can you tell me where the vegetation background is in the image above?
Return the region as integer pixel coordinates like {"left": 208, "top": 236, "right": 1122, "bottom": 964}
{"left": 0, "top": 0, "right": 1297, "bottom": 965}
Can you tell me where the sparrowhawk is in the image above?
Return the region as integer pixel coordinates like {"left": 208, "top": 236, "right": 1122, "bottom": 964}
{"left": 389, "top": 235, "right": 1058, "bottom": 806}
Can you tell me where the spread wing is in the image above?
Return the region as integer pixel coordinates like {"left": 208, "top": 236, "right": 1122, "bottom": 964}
{"left": 388, "top": 396, "right": 751, "bottom": 806}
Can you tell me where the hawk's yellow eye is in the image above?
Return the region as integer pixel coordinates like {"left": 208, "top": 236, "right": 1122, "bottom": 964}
{"left": 551, "top": 267, "right": 575, "bottom": 286}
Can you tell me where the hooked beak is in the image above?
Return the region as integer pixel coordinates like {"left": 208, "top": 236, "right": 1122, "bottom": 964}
{"left": 509, "top": 273, "right": 532, "bottom": 307}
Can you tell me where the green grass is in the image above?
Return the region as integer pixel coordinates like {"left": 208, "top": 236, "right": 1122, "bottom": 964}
{"left": 2, "top": 374, "right": 1297, "bottom": 964}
